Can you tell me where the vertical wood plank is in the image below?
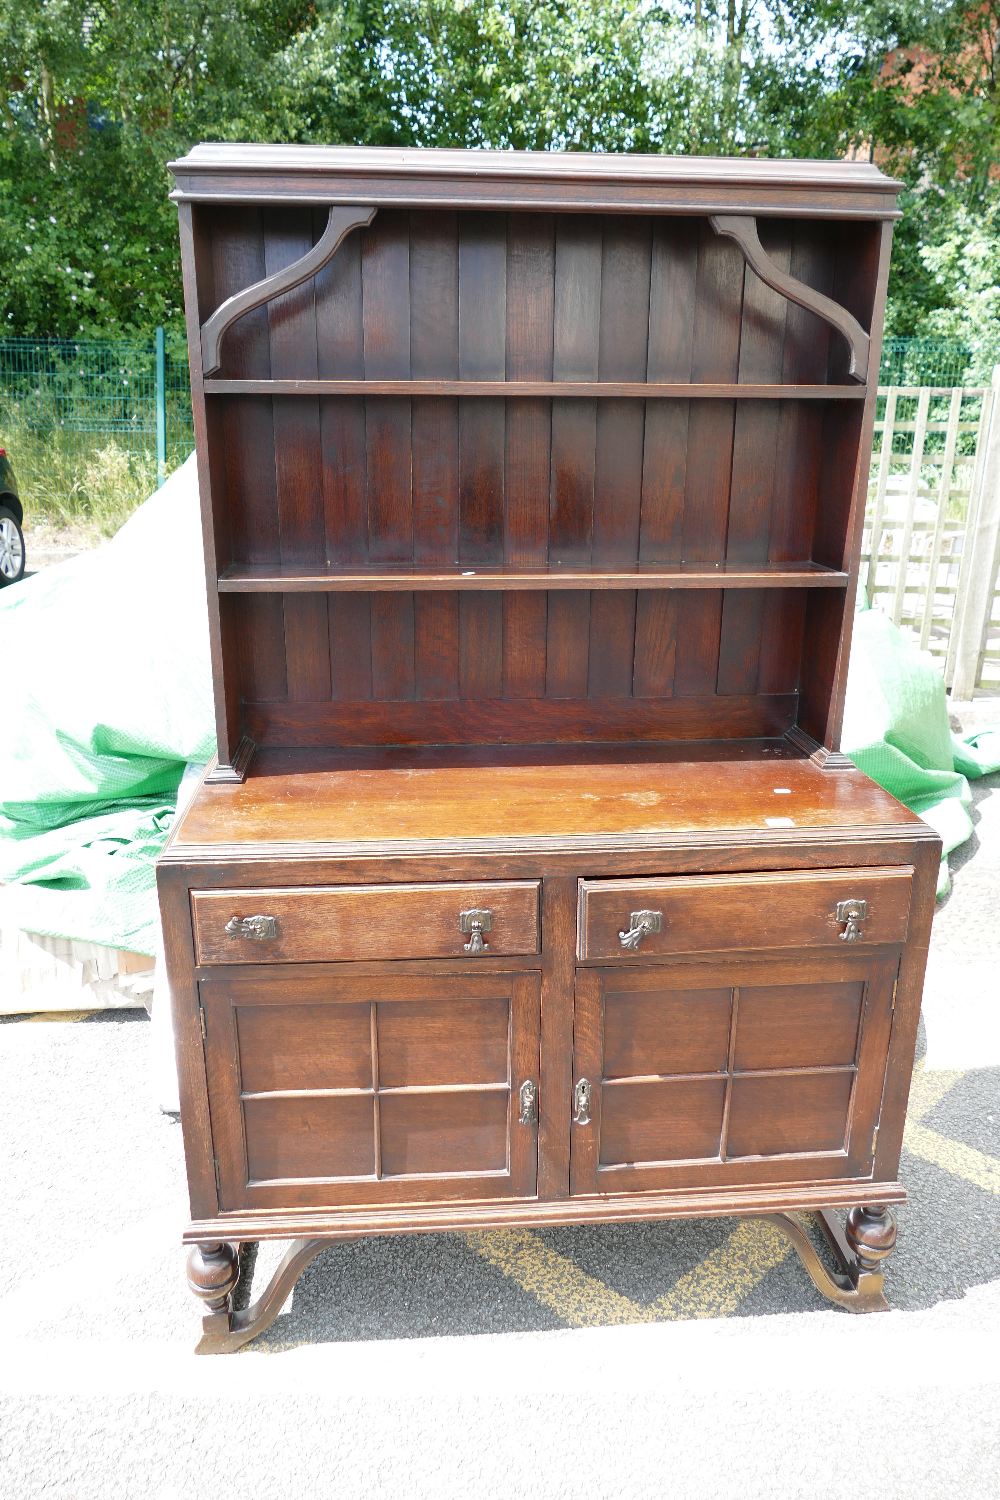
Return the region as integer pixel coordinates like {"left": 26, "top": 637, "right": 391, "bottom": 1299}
{"left": 504, "top": 213, "right": 554, "bottom": 700}
{"left": 717, "top": 223, "right": 790, "bottom": 696}
{"left": 411, "top": 211, "right": 460, "bottom": 701}
{"left": 590, "top": 218, "right": 651, "bottom": 697}
{"left": 371, "top": 591, "right": 416, "bottom": 700}
{"left": 458, "top": 213, "right": 507, "bottom": 695}
{"left": 363, "top": 211, "right": 414, "bottom": 700}
{"left": 674, "top": 222, "right": 743, "bottom": 697}
{"left": 315, "top": 224, "right": 373, "bottom": 705}
{"left": 329, "top": 593, "right": 373, "bottom": 702}
{"left": 266, "top": 207, "right": 330, "bottom": 702}
{"left": 548, "top": 217, "right": 601, "bottom": 697}
{"left": 316, "top": 228, "right": 368, "bottom": 564}
{"left": 209, "top": 208, "right": 288, "bottom": 709}
{"left": 635, "top": 217, "right": 698, "bottom": 699}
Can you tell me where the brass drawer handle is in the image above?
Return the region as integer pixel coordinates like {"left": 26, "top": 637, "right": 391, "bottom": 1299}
{"left": 573, "top": 1078, "right": 592, "bottom": 1126}
{"left": 518, "top": 1079, "right": 538, "bottom": 1126}
{"left": 836, "top": 899, "right": 868, "bottom": 942}
{"left": 618, "top": 909, "right": 663, "bottom": 950}
{"left": 459, "top": 907, "right": 493, "bottom": 954}
{"left": 224, "top": 914, "right": 278, "bottom": 941}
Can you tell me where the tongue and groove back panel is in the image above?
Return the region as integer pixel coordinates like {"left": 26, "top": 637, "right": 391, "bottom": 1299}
{"left": 194, "top": 204, "right": 880, "bottom": 749}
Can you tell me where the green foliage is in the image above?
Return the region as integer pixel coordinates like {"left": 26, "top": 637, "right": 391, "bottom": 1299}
{"left": 1, "top": 0, "right": 998, "bottom": 342}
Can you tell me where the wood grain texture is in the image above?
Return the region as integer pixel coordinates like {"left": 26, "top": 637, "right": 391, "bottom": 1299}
{"left": 579, "top": 866, "right": 913, "bottom": 960}
{"left": 192, "top": 879, "right": 541, "bottom": 964}
{"left": 160, "top": 153, "right": 932, "bottom": 1341}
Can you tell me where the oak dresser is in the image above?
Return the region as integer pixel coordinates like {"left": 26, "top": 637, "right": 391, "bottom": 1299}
{"left": 158, "top": 144, "right": 940, "bottom": 1352}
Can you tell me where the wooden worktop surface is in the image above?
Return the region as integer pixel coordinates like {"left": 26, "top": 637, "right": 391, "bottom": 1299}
{"left": 168, "top": 743, "right": 925, "bottom": 858}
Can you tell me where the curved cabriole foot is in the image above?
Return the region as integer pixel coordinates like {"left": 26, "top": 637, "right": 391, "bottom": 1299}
{"left": 763, "top": 1205, "right": 896, "bottom": 1313}
{"left": 193, "top": 1238, "right": 328, "bottom": 1355}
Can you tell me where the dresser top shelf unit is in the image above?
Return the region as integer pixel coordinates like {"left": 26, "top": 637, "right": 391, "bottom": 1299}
{"left": 168, "top": 144, "right": 898, "bottom": 782}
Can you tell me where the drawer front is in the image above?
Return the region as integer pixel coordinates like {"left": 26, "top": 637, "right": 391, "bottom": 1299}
{"left": 578, "top": 866, "right": 912, "bottom": 961}
{"left": 192, "top": 880, "right": 540, "bottom": 965}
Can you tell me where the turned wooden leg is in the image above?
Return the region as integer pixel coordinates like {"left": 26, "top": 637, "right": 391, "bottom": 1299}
{"left": 845, "top": 1204, "right": 897, "bottom": 1283}
{"left": 187, "top": 1241, "right": 240, "bottom": 1316}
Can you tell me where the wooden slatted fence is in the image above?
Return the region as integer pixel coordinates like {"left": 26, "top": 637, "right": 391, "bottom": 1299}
{"left": 862, "top": 370, "right": 1000, "bottom": 696}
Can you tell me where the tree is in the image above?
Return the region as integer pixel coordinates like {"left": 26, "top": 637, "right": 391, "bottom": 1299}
{"left": 1, "top": 0, "right": 997, "bottom": 338}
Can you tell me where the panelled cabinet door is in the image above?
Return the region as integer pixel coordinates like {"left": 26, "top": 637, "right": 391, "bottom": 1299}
{"left": 200, "top": 969, "right": 540, "bottom": 1211}
{"left": 570, "top": 953, "right": 898, "bottom": 1196}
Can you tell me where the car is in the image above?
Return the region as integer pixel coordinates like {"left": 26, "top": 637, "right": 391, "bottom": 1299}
{"left": 0, "top": 446, "right": 26, "bottom": 586}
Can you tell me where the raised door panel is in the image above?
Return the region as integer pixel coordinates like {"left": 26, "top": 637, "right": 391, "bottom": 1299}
{"left": 570, "top": 952, "right": 897, "bottom": 1196}
{"left": 201, "top": 969, "right": 540, "bottom": 1210}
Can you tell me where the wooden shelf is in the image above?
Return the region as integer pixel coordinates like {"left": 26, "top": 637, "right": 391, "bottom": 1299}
{"left": 217, "top": 561, "right": 849, "bottom": 594}
{"left": 203, "top": 378, "right": 867, "bottom": 401}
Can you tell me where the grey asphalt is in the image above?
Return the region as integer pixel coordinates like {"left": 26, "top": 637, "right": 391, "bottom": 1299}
{"left": 2, "top": 735, "right": 999, "bottom": 1496}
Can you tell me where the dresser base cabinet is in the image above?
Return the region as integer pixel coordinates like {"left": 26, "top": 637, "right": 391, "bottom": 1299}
{"left": 159, "top": 754, "right": 940, "bottom": 1353}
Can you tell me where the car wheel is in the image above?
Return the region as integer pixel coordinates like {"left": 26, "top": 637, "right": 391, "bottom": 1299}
{"left": 0, "top": 505, "right": 25, "bottom": 585}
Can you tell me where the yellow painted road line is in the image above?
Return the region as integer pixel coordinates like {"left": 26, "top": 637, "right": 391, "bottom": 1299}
{"left": 649, "top": 1219, "right": 791, "bottom": 1322}
{"left": 21, "top": 1010, "right": 99, "bottom": 1023}
{"left": 907, "top": 1064, "right": 966, "bottom": 1124}
{"left": 466, "top": 1218, "right": 791, "bottom": 1328}
{"left": 464, "top": 1228, "right": 654, "bottom": 1327}
{"left": 904, "top": 1120, "right": 1000, "bottom": 1196}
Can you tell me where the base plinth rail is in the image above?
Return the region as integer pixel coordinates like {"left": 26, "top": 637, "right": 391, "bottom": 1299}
{"left": 192, "top": 1238, "right": 328, "bottom": 1355}
{"left": 763, "top": 1205, "right": 896, "bottom": 1313}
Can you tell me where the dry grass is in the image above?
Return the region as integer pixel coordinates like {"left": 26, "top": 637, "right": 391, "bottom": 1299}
{"left": 2, "top": 417, "right": 162, "bottom": 538}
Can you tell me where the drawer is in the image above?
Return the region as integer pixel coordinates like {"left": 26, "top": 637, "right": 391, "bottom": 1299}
{"left": 192, "top": 880, "right": 540, "bottom": 965}
{"left": 578, "top": 866, "right": 912, "bottom": 961}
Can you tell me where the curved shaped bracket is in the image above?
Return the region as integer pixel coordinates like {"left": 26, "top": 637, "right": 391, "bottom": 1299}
{"left": 195, "top": 1238, "right": 328, "bottom": 1354}
{"left": 762, "top": 1211, "right": 889, "bottom": 1312}
{"left": 200, "top": 205, "right": 377, "bottom": 377}
{"left": 709, "top": 214, "right": 870, "bottom": 384}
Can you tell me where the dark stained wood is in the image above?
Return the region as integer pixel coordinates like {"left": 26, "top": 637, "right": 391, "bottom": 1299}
{"left": 733, "top": 980, "right": 865, "bottom": 1071}
{"left": 579, "top": 866, "right": 913, "bottom": 960}
{"left": 245, "top": 691, "right": 797, "bottom": 747}
{"left": 727, "top": 1072, "right": 855, "bottom": 1157}
{"left": 200, "top": 967, "right": 540, "bottom": 1209}
{"left": 204, "top": 378, "right": 869, "bottom": 397}
{"left": 218, "top": 559, "right": 848, "bottom": 592}
{"left": 174, "top": 752, "right": 924, "bottom": 852}
{"left": 161, "top": 147, "right": 936, "bottom": 1349}
{"left": 192, "top": 879, "right": 541, "bottom": 964}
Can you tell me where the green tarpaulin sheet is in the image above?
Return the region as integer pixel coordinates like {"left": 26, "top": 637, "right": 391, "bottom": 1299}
{"left": 1, "top": 454, "right": 998, "bottom": 951}
{"left": 0, "top": 456, "right": 214, "bottom": 955}
{"left": 841, "top": 604, "right": 1000, "bottom": 897}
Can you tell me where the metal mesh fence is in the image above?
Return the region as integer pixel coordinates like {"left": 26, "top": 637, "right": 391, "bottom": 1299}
{"left": 0, "top": 331, "right": 974, "bottom": 524}
{"left": 0, "top": 331, "right": 193, "bottom": 484}
{"left": 879, "top": 338, "right": 971, "bottom": 389}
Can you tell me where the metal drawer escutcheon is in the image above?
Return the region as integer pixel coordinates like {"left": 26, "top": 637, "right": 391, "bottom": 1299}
{"left": 224, "top": 914, "right": 278, "bottom": 941}
{"left": 618, "top": 909, "right": 663, "bottom": 950}
{"left": 519, "top": 1079, "right": 538, "bottom": 1126}
{"left": 573, "top": 1078, "right": 592, "bottom": 1126}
